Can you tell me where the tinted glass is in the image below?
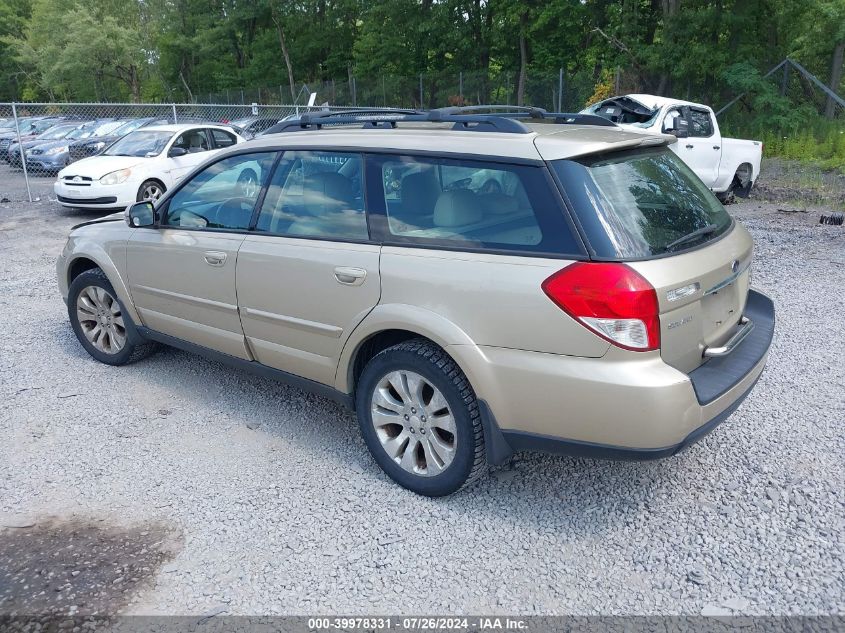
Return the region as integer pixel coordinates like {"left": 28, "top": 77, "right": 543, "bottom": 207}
{"left": 255, "top": 151, "right": 367, "bottom": 240}
{"left": 368, "top": 154, "right": 582, "bottom": 255}
{"left": 164, "top": 152, "right": 276, "bottom": 230}
{"left": 104, "top": 131, "right": 172, "bottom": 157}
{"left": 552, "top": 148, "right": 732, "bottom": 259}
{"left": 688, "top": 109, "right": 714, "bottom": 137}
{"left": 211, "top": 129, "right": 237, "bottom": 148}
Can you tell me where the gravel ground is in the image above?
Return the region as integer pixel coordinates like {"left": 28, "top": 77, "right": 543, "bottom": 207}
{"left": 0, "top": 162, "right": 843, "bottom": 617}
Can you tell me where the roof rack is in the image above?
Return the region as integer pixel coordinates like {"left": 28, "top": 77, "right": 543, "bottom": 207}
{"left": 264, "top": 105, "right": 618, "bottom": 135}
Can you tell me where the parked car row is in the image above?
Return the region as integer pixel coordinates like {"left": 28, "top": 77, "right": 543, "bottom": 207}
{"left": 1, "top": 114, "right": 251, "bottom": 176}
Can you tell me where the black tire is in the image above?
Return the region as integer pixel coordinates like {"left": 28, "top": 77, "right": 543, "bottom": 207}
{"left": 716, "top": 187, "right": 736, "bottom": 205}
{"left": 136, "top": 179, "right": 166, "bottom": 203}
{"left": 67, "top": 268, "right": 157, "bottom": 366}
{"left": 355, "top": 339, "right": 485, "bottom": 496}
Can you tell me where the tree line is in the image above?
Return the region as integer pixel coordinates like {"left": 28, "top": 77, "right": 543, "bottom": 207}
{"left": 0, "top": 0, "right": 842, "bottom": 127}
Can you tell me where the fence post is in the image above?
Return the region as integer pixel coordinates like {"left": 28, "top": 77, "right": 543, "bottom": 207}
{"left": 12, "top": 103, "right": 33, "bottom": 203}
{"left": 419, "top": 74, "right": 424, "bottom": 108}
{"left": 558, "top": 68, "right": 564, "bottom": 112}
{"left": 171, "top": 104, "right": 178, "bottom": 124}
{"left": 459, "top": 71, "right": 463, "bottom": 102}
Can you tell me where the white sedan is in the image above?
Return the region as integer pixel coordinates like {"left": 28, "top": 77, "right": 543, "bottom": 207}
{"left": 54, "top": 124, "right": 246, "bottom": 210}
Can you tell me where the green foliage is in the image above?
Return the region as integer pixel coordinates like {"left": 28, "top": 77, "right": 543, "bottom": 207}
{"left": 0, "top": 0, "right": 842, "bottom": 168}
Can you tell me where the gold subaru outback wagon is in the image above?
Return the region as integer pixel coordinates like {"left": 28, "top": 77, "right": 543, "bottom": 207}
{"left": 57, "top": 108, "right": 775, "bottom": 496}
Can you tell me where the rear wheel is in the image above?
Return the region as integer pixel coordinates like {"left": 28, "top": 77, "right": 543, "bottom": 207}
{"left": 137, "top": 180, "right": 165, "bottom": 203}
{"left": 68, "top": 269, "right": 157, "bottom": 366}
{"left": 355, "top": 340, "right": 485, "bottom": 496}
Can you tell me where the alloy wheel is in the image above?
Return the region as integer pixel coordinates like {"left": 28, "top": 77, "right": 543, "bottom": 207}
{"left": 75, "top": 286, "right": 127, "bottom": 354}
{"left": 238, "top": 172, "right": 258, "bottom": 198}
{"left": 370, "top": 370, "right": 457, "bottom": 477}
{"left": 141, "top": 183, "right": 163, "bottom": 201}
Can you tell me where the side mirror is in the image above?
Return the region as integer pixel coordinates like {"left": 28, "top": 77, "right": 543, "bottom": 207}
{"left": 169, "top": 146, "right": 187, "bottom": 158}
{"left": 126, "top": 201, "right": 154, "bottom": 227}
{"left": 664, "top": 117, "right": 690, "bottom": 138}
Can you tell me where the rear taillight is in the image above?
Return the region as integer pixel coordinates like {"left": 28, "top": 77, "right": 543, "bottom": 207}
{"left": 542, "top": 263, "right": 660, "bottom": 351}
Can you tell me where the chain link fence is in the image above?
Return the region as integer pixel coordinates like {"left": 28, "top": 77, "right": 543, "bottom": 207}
{"left": 202, "top": 69, "right": 598, "bottom": 112}
{"left": 0, "top": 102, "right": 367, "bottom": 203}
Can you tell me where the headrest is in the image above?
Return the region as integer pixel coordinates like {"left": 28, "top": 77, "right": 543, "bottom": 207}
{"left": 433, "top": 189, "right": 481, "bottom": 227}
{"left": 401, "top": 170, "right": 440, "bottom": 214}
{"left": 480, "top": 193, "right": 518, "bottom": 215}
{"left": 303, "top": 171, "right": 353, "bottom": 215}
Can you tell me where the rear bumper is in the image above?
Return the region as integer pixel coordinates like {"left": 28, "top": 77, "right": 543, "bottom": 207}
{"left": 470, "top": 289, "right": 775, "bottom": 465}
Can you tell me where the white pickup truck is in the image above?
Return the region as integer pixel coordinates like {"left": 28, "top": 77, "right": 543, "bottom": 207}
{"left": 583, "top": 94, "right": 762, "bottom": 202}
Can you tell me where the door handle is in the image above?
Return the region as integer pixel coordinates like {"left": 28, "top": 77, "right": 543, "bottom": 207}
{"left": 204, "top": 251, "right": 227, "bottom": 267}
{"left": 334, "top": 267, "right": 367, "bottom": 286}
{"left": 685, "top": 144, "right": 694, "bottom": 149}
{"left": 713, "top": 145, "right": 720, "bottom": 150}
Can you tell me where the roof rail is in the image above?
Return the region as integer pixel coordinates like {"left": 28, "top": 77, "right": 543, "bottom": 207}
{"left": 268, "top": 110, "right": 534, "bottom": 134}
{"left": 432, "top": 104, "right": 549, "bottom": 118}
{"left": 430, "top": 105, "right": 617, "bottom": 127}
{"left": 262, "top": 105, "right": 618, "bottom": 136}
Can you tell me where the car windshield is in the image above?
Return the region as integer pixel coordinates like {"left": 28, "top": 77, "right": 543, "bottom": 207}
{"left": 92, "top": 121, "right": 123, "bottom": 136}
{"left": 37, "top": 124, "right": 77, "bottom": 140}
{"left": 103, "top": 130, "right": 172, "bottom": 157}
{"left": 584, "top": 98, "right": 660, "bottom": 128}
{"left": 552, "top": 147, "right": 732, "bottom": 259}
{"left": 112, "top": 119, "right": 147, "bottom": 136}
{"left": 65, "top": 124, "right": 96, "bottom": 140}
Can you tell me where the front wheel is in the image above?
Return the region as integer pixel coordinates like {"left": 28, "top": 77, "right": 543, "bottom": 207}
{"left": 68, "top": 269, "right": 157, "bottom": 366}
{"left": 355, "top": 340, "right": 486, "bottom": 496}
{"left": 137, "top": 180, "right": 166, "bottom": 203}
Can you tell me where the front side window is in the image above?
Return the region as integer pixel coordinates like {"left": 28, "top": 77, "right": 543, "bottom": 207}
{"left": 688, "top": 109, "right": 714, "bottom": 137}
{"left": 172, "top": 129, "right": 210, "bottom": 154}
{"left": 255, "top": 151, "right": 367, "bottom": 240}
{"left": 552, "top": 147, "right": 732, "bottom": 259}
{"left": 368, "top": 154, "right": 582, "bottom": 255}
{"left": 163, "top": 152, "right": 276, "bottom": 230}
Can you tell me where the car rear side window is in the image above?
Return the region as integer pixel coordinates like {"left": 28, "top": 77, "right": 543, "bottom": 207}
{"left": 552, "top": 147, "right": 732, "bottom": 260}
{"left": 366, "top": 154, "right": 583, "bottom": 256}
{"left": 211, "top": 129, "right": 238, "bottom": 148}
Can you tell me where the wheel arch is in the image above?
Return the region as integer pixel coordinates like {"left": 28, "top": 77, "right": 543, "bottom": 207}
{"left": 64, "top": 244, "right": 142, "bottom": 325}
{"left": 336, "top": 304, "right": 481, "bottom": 398}
{"left": 137, "top": 178, "right": 167, "bottom": 202}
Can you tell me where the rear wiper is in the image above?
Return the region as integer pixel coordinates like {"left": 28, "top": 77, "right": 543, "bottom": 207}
{"left": 665, "top": 223, "right": 719, "bottom": 251}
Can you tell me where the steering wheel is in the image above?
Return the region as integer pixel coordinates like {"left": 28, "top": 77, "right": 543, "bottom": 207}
{"left": 210, "top": 196, "right": 255, "bottom": 229}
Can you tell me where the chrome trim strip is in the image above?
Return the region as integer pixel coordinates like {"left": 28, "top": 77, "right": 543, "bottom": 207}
{"left": 704, "top": 260, "right": 751, "bottom": 296}
{"left": 703, "top": 317, "right": 755, "bottom": 358}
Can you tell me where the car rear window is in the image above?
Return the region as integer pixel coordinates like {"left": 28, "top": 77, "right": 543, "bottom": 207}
{"left": 552, "top": 147, "right": 732, "bottom": 259}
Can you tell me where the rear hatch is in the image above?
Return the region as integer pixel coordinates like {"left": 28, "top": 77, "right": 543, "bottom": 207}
{"left": 549, "top": 146, "right": 752, "bottom": 373}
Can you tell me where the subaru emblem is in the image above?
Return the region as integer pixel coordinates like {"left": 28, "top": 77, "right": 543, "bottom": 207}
{"left": 72, "top": 176, "right": 81, "bottom": 183}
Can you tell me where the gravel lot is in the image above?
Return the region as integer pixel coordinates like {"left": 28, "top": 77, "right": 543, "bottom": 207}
{"left": 0, "top": 162, "right": 843, "bottom": 617}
